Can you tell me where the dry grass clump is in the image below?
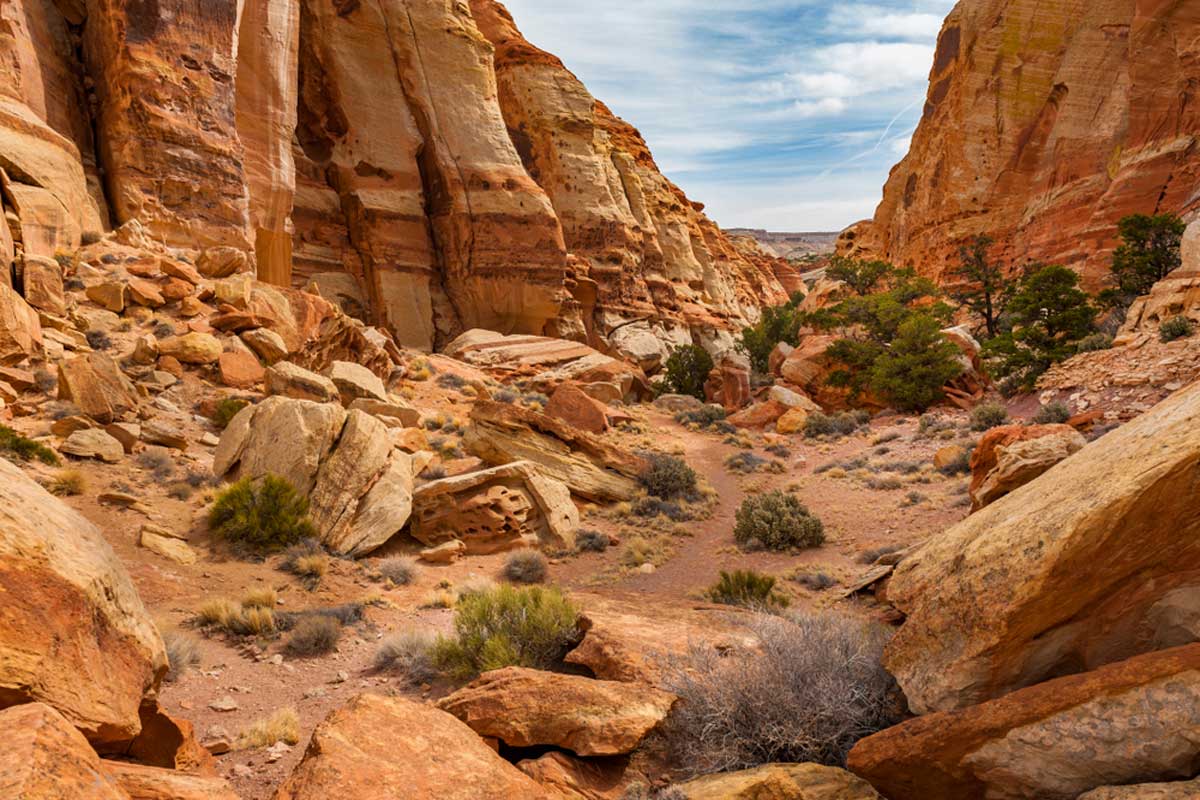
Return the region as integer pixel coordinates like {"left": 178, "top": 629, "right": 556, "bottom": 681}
{"left": 194, "top": 598, "right": 276, "bottom": 637}
{"left": 502, "top": 550, "right": 548, "bottom": 584}
{"left": 663, "top": 611, "right": 902, "bottom": 774}
{"left": 285, "top": 616, "right": 341, "bottom": 657}
{"left": 241, "top": 588, "right": 277, "bottom": 609}
{"left": 162, "top": 630, "right": 201, "bottom": 683}
{"left": 46, "top": 468, "right": 86, "bottom": 496}
{"left": 377, "top": 556, "right": 419, "bottom": 586}
{"left": 374, "top": 630, "right": 438, "bottom": 684}
{"left": 236, "top": 707, "right": 300, "bottom": 750}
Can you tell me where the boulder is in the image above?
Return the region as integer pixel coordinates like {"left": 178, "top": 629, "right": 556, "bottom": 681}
{"left": 61, "top": 428, "right": 124, "bottom": 462}
{"left": 768, "top": 385, "right": 823, "bottom": 412}
{"left": 213, "top": 396, "right": 346, "bottom": 495}
{"left": 883, "top": 381, "right": 1200, "bottom": 714}
{"left": 727, "top": 399, "right": 789, "bottom": 429}
{"left": 516, "top": 752, "right": 629, "bottom": 800}
{"left": 0, "top": 458, "right": 166, "bottom": 745}
{"left": 270, "top": 694, "right": 552, "bottom": 799}
{"left": 102, "top": 762, "right": 239, "bottom": 800}
{"left": 780, "top": 335, "right": 846, "bottom": 409}
{"left": 266, "top": 361, "right": 339, "bottom": 403}
{"left": 162, "top": 259, "right": 203, "bottom": 285}
{"left": 437, "top": 667, "right": 675, "bottom": 756}
{"left": 0, "top": 282, "right": 42, "bottom": 364}
{"left": 348, "top": 397, "right": 420, "bottom": 427}
{"left": 57, "top": 352, "right": 139, "bottom": 424}
{"left": 419, "top": 539, "right": 466, "bottom": 564}
{"left": 411, "top": 461, "right": 578, "bottom": 554}
{"left": 545, "top": 382, "right": 610, "bottom": 435}
{"left": 776, "top": 407, "right": 810, "bottom": 435}
{"left": 86, "top": 281, "right": 127, "bottom": 312}
{"left": 139, "top": 528, "right": 197, "bottom": 565}
{"left": 768, "top": 341, "right": 795, "bottom": 376}
{"left": 847, "top": 644, "right": 1200, "bottom": 800}
{"left": 218, "top": 350, "right": 265, "bottom": 389}
{"left": 969, "top": 424, "right": 1087, "bottom": 510}
{"left": 704, "top": 355, "right": 751, "bottom": 411}
{"left": 196, "top": 247, "right": 251, "bottom": 278}
{"left": 127, "top": 279, "right": 165, "bottom": 308}
{"left": 466, "top": 401, "right": 646, "bottom": 501}
{"left": 677, "top": 763, "right": 881, "bottom": 800}
{"left": 933, "top": 445, "right": 966, "bottom": 471}
{"left": 653, "top": 394, "right": 703, "bottom": 414}
{"left": 22, "top": 255, "right": 66, "bottom": 316}
{"left": 119, "top": 698, "right": 216, "bottom": 774}
{"left": 0, "top": 703, "right": 128, "bottom": 800}
{"left": 141, "top": 419, "right": 188, "bottom": 450}
{"left": 241, "top": 327, "right": 289, "bottom": 364}
{"left": 324, "top": 360, "right": 388, "bottom": 403}
{"left": 1079, "top": 778, "right": 1200, "bottom": 799}
{"left": 158, "top": 332, "right": 222, "bottom": 365}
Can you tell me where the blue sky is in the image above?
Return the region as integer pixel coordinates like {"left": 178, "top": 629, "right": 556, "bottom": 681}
{"left": 500, "top": 0, "right": 958, "bottom": 232}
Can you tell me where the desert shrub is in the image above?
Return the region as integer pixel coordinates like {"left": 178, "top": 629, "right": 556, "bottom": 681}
{"left": 639, "top": 454, "right": 698, "bottom": 500}
{"left": 1076, "top": 333, "right": 1113, "bottom": 352}
{"left": 242, "top": 588, "right": 277, "bottom": 609}
{"left": 865, "top": 475, "right": 903, "bottom": 491}
{"left": 85, "top": 330, "right": 113, "bottom": 351}
{"left": 0, "top": 426, "right": 59, "bottom": 465}
{"left": 208, "top": 475, "right": 316, "bottom": 553}
{"left": 792, "top": 571, "right": 836, "bottom": 591}
{"left": 374, "top": 630, "right": 438, "bottom": 684}
{"left": 1033, "top": 401, "right": 1071, "bottom": 425}
{"left": 167, "top": 482, "right": 193, "bottom": 500}
{"left": 970, "top": 402, "right": 1009, "bottom": 431}
{"left": 738, "top": 298, "right": 804, "bottom": 373}
{"left": 1160, "top": 315, "right": 1194, "bottom": 343}
{"left": 236, "top": 708, "right": 300, "bottom": 750}
{"left": 858, "top": 544, "right": 904, "bottom": 565}
{"left": 494, "top": 388, "right": 518, "bottom": 404}
{"left": 660, "top": 344, "right": 714, "bottom": 400}
{"left": 575, "top": 529, "right": 609, "bottom": 553}
{"left": 278, "top": 603, "right": 364, "bottom": 630}
{"left": 764, "top": 443, "right": 791, "bottom": 459}
{"left": 663, "top": 611, "right": 902, "bottom": 773}
{"left": 937, "top": 446, "right": 974, "bottom": 476}
{"left": 734, "top": 491, "right": 824, "bottom": 551}
{"left": 162, "top": 631, "right": 201, "bottom": 683}
{"left": 901, "top": 491, "right": 926, "bottom": 507}
{"left": 724, "top": 452, "right": 768, "bottom": 474}
{"left": 622, "top": 785, "right": 687, "bottom": 800}
{"left": 436, "top": 372, "right": 469, "bottom": 391}
{"left": 706, "top": 570, "right": 789, "bottom": 610}
{"left": 804, "top": 412, "right": 862, "bottom": 439}
{"left": 633, "top": 496, "right": 690, "bottom": 521}
{"left": 377, "top": 556, "right": 419, "bottom": 586}
{"left": 285, "top": 615, "right": 341, "bottom": 657}
{"left": 502, "top": 550, "right": 548, "bottom": 584}
{"left": 432, "top": 585, "right": 581, "bottom": 680}
{"left": 675, "top": 405, "right": 728, "bottom": 430}
{"left": 867, "top": 314, "right": 963, "bottom": 412}
{"left": 229, "top": 606, "right": 277, "bottom": 637}
{"left": 621, "top": 534, "right": 673, "bottom": 569}
{"left": 211, "top": 398, "right": 250, "bottom": 430}
{"left": 195, "top": 598, "right": 241, "bottom": 629}
{"left": 46, "top": 468, "right": 86, "bottom": 496}
{"left": 137, "top": 447, "right": 174, "bottom": 480}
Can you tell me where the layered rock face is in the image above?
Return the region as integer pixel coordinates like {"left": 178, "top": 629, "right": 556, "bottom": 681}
{"left": 848, "top": 0, "right": 1200, "bottom": 288}
{"left": 0, "top": 0, "right": 786, "bottom": 355}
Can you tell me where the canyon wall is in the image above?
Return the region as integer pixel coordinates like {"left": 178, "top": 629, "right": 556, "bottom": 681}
{"left": 0, "top": 0, "right": 787, "bottom": 356}
{"left": 847, "top": 0, "right": 1200, "bottom": 289}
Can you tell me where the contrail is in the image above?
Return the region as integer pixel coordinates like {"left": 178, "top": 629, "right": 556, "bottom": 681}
{"left": 816, "top": 94, "right": 924, "bottom": 179}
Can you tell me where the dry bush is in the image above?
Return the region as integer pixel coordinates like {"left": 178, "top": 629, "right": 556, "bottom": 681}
{"left": 230, "top": 606, "right": 277, "bottom": 637}
{"left": 377, "top": 556, "right": 419, "bottom": 586}
{"left": 236, "top": 707, "right": 300, "bottom": 749}
{"left": 374, "top": 629, "right": 438, "bottom": 684}
{"left": 663, "top": 611, "right": 902, "bottom": 775}
{"left": 241, "top": 588, "right": 277, "bottom": 609}
{"left": 502, "top": 550, "right": 548, "bottom": 584}
{"left": 292, "top": 554, "right": 328, "bottom": 580}
{"left": 285, "top": 616, "right": 341, "bottom": 657}
{"left": 162, "top": 630, "right": 201, "bottom": 683}
{"left": 195, "top": 598, "right": 240, "bottom": 629}
{"left": 47, "top": 468, "right": 86, "bottom": 496}
{"left": 195, "top": 598, "right": 276, "bottom": 637}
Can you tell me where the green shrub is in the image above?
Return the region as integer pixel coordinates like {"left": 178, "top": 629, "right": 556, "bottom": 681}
{"left": 804, "top": 411, "right": 862, "bottom": 439}
{"left": 211, "top": 398, "right": 250, "bottom": 430}
{"left": 208, "top": 475, "right": 316, "bottom": 553}
{"left": 0, "top": 426, "right": 59, "bottom": 465}
{"left": 1033, "top": 401, "right": 1071, "bottom": 425}
{"left": 734, "top": 491, "right": 824, "bottom": 551}
{"left": 285, "top": 616, "right": 341, "bottom": 657}
{"left": 1076, "top": 333, "right": 1113, "bottom": 352}
{"left": 1160, "top": 315, "right": 1194, "bottom": 343}
{"left": 575, "top": 529, "right": 609, "bottom": 553}
{"left": 502, "top": 550, "right": 548, "bottom": 584}
{"left": 432, "top": 585, "right": 581, "bottom": 680}
{"left": 675, "top": 405, "right": 729, "bottom": 431}
{"left": 867, "top": 314, "right": 963, "bottom": 412}
{"left": 1104, "top": 213, "right": 1186, "bottom": 309}
{"left": 660, "top": 345, "right": 714, "bottom": 400}
{"left": 970, "top": 402, "right": 1009, "bottom": 431}
{"left": 738, "top": 301, "right": 803, "bottom": 373}
{"left": 639, "top": 454, "right": 698, "bottom": 500}
{"left": 706, "top": 570, "right": 789, "bottom": 610}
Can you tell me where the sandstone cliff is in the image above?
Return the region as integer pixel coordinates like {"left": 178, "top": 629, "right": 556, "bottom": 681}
{"left": 846, "top": 0, "right": 1200, "bottom": 288}
{"left": 0, "top": 0, "right": 787, "bottom": 358}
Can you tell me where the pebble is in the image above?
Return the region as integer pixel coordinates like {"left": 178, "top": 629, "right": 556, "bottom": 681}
{"left": 209, "top": 696, "right": 239, "bottom": 712}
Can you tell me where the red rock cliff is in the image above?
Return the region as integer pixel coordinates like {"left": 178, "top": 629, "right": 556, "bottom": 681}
{"left": 848, "top": 0, "right": 1200, "bottom": 289}
{"left": 0, "top": 0, "right": 787, "bottom": 357}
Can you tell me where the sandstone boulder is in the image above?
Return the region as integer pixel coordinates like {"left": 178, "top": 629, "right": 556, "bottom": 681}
{"left": 158, "top": 332, "right": 222, "bottom": 365}
{"left": 516, "top": 752, "right": 628, "bottom": 800}
{"left": 266, "top": 361, "right": 339, "bottom": 403}
{"left": 1079, "top": 778, "right": 1200, "bottom": 799}
{"left": 213, "top": 396, "right": 346, "bottom": 495}
{"left": 242, "top": 327, "right": 289, "bottom": 364}
{"left": 411, "top": 461, "right": 578, "bottom": 554}
{"left": 546, "top": 381, "right": 610, "bottom": 434}
{"left": 57, "top": 352, "right": 139, "bottom": 424}
{"left": 437, "top": 667, "right": 675, "bottom": 756}
{"left": 271, "top": 694, "right": 552, "bottom": 799}
{"left": 0, "top": 281, "right": 42, "bottom": 363}
{"left": 780, "top": 336, "right": 844, "bottom": 409}
{"left": 102, "top": 761, "right": 239, "bottom": 800}
{"left": 87, "top": 281, "right": 127, "bottom": 312}
{"left": 324, "top": 359, "right": 387, "bottom": 403}
{"left": 677, "top": 763, "right": 881, "bottom": 800}
{"left": 0, "top": 458, "right": 166, "bottom": 745}
{"left": 969, "top": 424, "right": 1087, "bottom": 510}
{"left": 22, "top": 255, "right": 66, "bottom": 316}
{"left": 61, "top": 428, "right": 124, "bottom": 462}
{"left": 0, "top": 703, "right": 128, "bottom": 800}
{"left": 217, "top": 350, "right": 264, "bottom": 389}
{"left": 848, "top": 644, "right": 1200, "bottom": 800}
{"left": 705, "top": 355, "right": 752, "bottom": 412}
{"left": 197, "top": 247, "right": 252, "bottom": 279}
{"left": 348, "top": 397, "right": 420, "bottom": 428}
{"left": 776, "top": 407, "right": 810, "bottom": 435}
{"left": 466, "top": 401, "right": 646, "bottom": 501}
{"left": 883, "top": 381, "right": 1200, "bottom": 714}
{"left": 653, "top": 394, "right": 703, "bottom": 414}
{"left": 727, "top": 399, "right": 789, "bottom": 429}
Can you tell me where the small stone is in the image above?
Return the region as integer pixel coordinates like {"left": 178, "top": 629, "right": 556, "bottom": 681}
{"left": 209, "top": 696, "right": 239, "bottom": 713}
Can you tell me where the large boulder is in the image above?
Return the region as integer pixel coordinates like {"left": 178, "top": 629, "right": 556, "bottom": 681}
{"left": 213, "top": 398, "right": 413, "bottom": 555}
{"left": 411, "top": 461, "right": 578, "bottom": 554}
{"left": 466, "top": 401, "right": 646, "bottom": 501}
{"left": 57, "top": 352, "right": 139, "bottom": 423}
{"left": 0, "top": 458, "right": 166, "bottom": 746}
{"left": 0, "top": 281, "right": 42, "bottom": 364}
{"left": 1079, "top": 778, "right": 1200, "bottom": 799}
{"left": 436, "top": 667, "right": 676, "bottom": 756}
{"left": 677, "top": 763, "right": 881, "bottom": 800}
{"left": 102, "top": 762, "right": 240, "bottom": 800}
{"left": 848, "top": 644, "right": 1200, "bottom": 800}
{"left": 883, "top": 381, "right": 1200, "bottom": 714}
{"left": 265, "top": 360, "right": 339, "bottom": 402}
{"left": 545, "top": 381, "right": 610, "bottom": 435}
{"left": 0, "top": 703, "right": 129, "bottom": 800}
{"left": 271, "top": 694, "right": 553, "bottom": 799}
{"left": 704, "top": 355, "right": 752, "bottom": 412}
{"left": 969, "top": 423, "right": 1087, "bottom": 510}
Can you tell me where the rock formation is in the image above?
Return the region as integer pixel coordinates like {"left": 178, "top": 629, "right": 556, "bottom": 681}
{"left": 0, "top": 0, "right": 788, "bottom": 357}
{"left": 846, "top": 0, "right": 1200, "bottom": 289}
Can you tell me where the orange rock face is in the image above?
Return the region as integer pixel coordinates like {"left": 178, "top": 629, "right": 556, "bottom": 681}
{"left": 850, "top": 0, "right": 1200, "bottom": 289}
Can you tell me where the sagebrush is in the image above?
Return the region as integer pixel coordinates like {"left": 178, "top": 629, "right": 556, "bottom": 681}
{"left": 208, "top": 475, "right": 316, "bottom": 552}
{"left": 734, "top": 491, "right": 824, "bottom": 551}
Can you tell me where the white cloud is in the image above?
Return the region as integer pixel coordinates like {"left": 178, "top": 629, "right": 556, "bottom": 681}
{"left": 825, "top": 5, "right": 948, "bottom": 40}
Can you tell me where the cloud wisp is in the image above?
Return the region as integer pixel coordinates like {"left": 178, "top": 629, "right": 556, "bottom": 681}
{"left": 498, "top": 0, "right": 956, "bottom": 231}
